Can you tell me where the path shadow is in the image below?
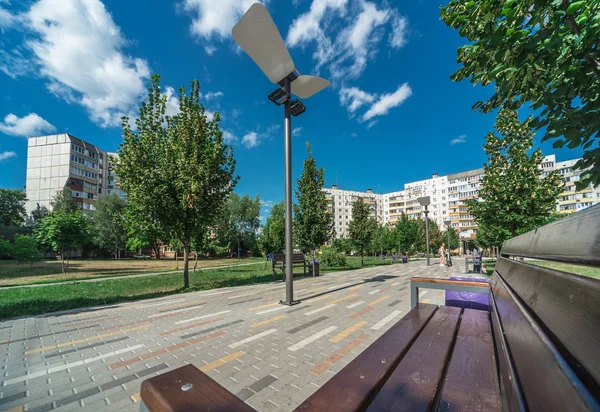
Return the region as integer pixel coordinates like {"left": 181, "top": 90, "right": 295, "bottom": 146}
{"left": 300, "top": 274, "right": 399, "bottom": 301}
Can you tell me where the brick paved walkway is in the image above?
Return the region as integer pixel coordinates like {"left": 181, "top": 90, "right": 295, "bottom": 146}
{"left": 0, "top": 260, "right": 474, "bottom": 412}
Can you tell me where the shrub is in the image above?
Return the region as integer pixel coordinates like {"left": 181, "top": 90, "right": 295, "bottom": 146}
{"left": 322, "top": 250, "right": 347, "bottom": 267}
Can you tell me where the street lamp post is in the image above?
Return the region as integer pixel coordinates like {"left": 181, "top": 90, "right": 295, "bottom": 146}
{"left": 418, "top": 196, "right": 431, "bottom": 266}
{"left": 233, "top": 4, "right": 330, "bottom": 306}
{"left": 444, "top": 219, "right": 452, "bottom": 264}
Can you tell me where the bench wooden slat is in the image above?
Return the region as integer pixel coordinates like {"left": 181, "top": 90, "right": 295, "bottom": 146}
{"left": 496, "top": 257, "right": 600, "bottom": 389}
{"left": 365, "top": 306, "right": 461, "bottom": 412}
{"left": 140, "top": 364, "right": 255, "bottom": 412}
{"left": 501, "top": 203, "right": 600, "bottom": 266}
{"left": 439, "top": 309, "right": 501, "bottom": 412}
{"left": 294, "top": 303, "right": 438, "bottom": 412}
{"left": 410, "top": 277, "right": 490, "bottom": 288}
{"left": 491, "top": 273, "right": 600, "bottom": 411}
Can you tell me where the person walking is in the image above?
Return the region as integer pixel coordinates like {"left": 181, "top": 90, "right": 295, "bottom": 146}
{"left": 439, "top": 243, "right": 446, "bottom": 267}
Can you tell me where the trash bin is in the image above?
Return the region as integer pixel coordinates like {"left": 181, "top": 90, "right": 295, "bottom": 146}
{"left": 309, "top": 260, "right": 320, "bottom": 277}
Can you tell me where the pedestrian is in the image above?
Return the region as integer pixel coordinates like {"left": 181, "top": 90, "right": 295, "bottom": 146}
{"left": 439, "top": 243, "right": 446, "bottom": 267}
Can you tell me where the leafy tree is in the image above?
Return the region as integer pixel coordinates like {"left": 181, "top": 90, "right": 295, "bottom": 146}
{"left": 442, "top": 226, "right": 460, "bottom": 250}
{"left": 51, "top": 187, "right": 79, "bottom": 214}
{"left": 115, "top": 74, "right": 238, "bottom": 288}
{"left": 214, "top": 193, "right": 261, "bottom": 257}
{"left": 12, "top": 234, "right": 40, "bottom": 266}
{"left": 348, "top": 199, "right": 377, "bottom": 267}
{"left": 0, "top": 189, "right": 27, "bottom": 227}
{"left": 466, "top": 109, "right": 563, "bottom": 247}
{"left": 35, "top": 211, "right": 91, "bottom": 273}
{"left": 293, "top": 143, "right": 332, "bottom": 256}
{"left": 28, "top": 203, "right": 49, "bottom": 226}
{"left": 393, "top": 213, "right": 418, "bottom": 254}
{"left": 372, "top": 224, "right": 394, "bottom": 255}
{"left": 262, "top": 201, "right": 285, "bottom": 254}
{"left": 0, "top": 238, "right": 12, "bottom": 259}
{"left": 415, "top": 218, "right": 442, "bottom": 254}
{"left": 124, "top": 204, "right": 162, "bottom": 259}
{"left": 93, "top": 194, "right": 128, "bottom": 258}
{"left": 441, "top": 0, "right": 600, "bottom": 187}
{"left": 331, "top": 237, "right": 353, "bottom": 255}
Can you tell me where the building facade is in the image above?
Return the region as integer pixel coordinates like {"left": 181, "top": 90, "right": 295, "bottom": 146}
{"left": 324, "top": 155, "right": 600, "bottom": 241}
{"left": 25, "top": 133, "right": 124, "bottom": 214}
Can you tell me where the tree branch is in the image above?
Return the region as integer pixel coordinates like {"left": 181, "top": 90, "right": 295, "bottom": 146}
{"left": 563, "top": 0, "right": 600, "bottom": 81}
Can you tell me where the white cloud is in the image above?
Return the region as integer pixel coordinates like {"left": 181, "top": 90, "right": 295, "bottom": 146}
{"left": 164, "top": 86, "right": 180, "bottom": 117}
{"left": 204, "top": 45, "right": 216, "bottom": 55}
{"left": 362, "top": 83, "right": 412, "bottom": 121}
{"left": 21, "top": 0, "right": 151, "bottom": 127}
{"left": 205, "top": 110, "right": 215, "bottom": 121}
{"left": 0, "top": 113, "right": 56, "bottom": 137}
{"left": 389, "top": 12, "right": 408, "bottom": 48}
{"left": 366, "top": 120, "right": 378, "bottom": 129}
{"left": 339, "top": 87, "right": 375, "bottom": 113}
{"left": 0, "top": 4, "right": 15, "bottom": 29}
{"left": 351, "top": 132, "right": 358, "bottom": 137}
{"left": 222, "top": 130, "right": 237, "bottom": 144}
{"left": 292, "top": 127, "right": 303, "bottom": 135}
{"left": 182, "top": 0, "right": 258, "bottom": 50}
{"left": 203, "top": 91, "right": 223, "bottom": 101}
{"left": 0, "top": 151, "right": 16, "bottom": 161}
{"left": 450, "top": 134, "right": 467, "bottom": 145}
{"left": 242, "top": 131, "right": 259, "bottom": 148}
{"left": 287, "top": 0, "right": 408, "bottom": 82}
{"left": 260, "top": 199, "right": 275, "bottom": 208}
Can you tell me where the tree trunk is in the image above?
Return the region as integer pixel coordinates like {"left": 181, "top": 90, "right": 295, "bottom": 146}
{"left": 194, "top": 251, "right": 199, "bottom": 272}
{"left": 361, "top": 249, "right": 364, "bottom": 267}
{"left": 154, "top": 243, "right": 161, "bottom": 260}
{"left": 175, "top": 250, "right": 179, "bottom": 270}
{"left": 61, "top": 250, "right": 66, "bottom": 274}
{"left": 183, "top": 241, "right": 190, "bottom": 289}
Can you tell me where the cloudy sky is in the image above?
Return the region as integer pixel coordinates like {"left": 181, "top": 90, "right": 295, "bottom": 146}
{"left": 0, "top": 0, "right": 582, "bottom": 219}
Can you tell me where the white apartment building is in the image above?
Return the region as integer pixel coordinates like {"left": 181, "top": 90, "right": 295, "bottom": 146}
{"left": 25, "top": 133, "right": 124, "bottom": 214}
{"left": 324, "top": 154, "right": 600, "bottom": 242}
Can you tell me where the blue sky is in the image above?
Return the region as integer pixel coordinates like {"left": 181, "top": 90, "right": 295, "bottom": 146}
{"left": 0, "top": 0, "right": 583, "bottom": 219}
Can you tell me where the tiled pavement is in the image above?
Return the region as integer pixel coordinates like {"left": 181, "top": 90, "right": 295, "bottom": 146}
{"left": 0, "top": 260, "right": 472, "bottom": 412}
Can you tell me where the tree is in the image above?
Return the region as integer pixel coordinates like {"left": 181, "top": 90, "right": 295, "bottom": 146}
{"left": 28, "top": 203, "right": 49, "bottom": 226}
{"left": 372, "top": 224, "right": 394, "bottom": 255}
{"left": 93, "top": 194, "right": 128, "bottom": 258}
{"left": 348, "top": 199, "right": 376, "bottom": 267}
{"left": 262, "top": 201, "right": 285, "bottom": 254}
{"left": 293, "top": 143, "right": 332, "bottom": 256}
{"left": 0, "top": 189, "right": 27, "bottom": 227}
{"left": 441, "top": 0, "right": 600, "bottom": 187}
{"left": 51, "top": 187, "right": 79, "bottom": 214}
{"left": 35, "top": 211, "right": 91, "bottom": 273}
{"left": 393, "top": 213, "right": 418, "bottom": 255}
{"left": 214, "top": 193, "right": 261, "bottom": 257}
{"left": 415, "top": 218, "right": 442, "bottom": 254}
{"left": 442, "top": 226, "right": 460, "bottom": 250}
{"left": 12, "top": 234, "right": 40, "bottom": 266}
{"left": 124, "top": 203, "right": 162, "bottom": 258}
{"left": 115, "top": 74, "right": 238, "bottom": 288}
{"left": 466, "top": 109, "right": 563, "bottom": 248}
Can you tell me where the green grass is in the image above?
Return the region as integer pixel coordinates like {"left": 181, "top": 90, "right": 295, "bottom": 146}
{"left": 483, "top": 259, "right": 600, "bottom": 280}
{"left": 0, "top": 256, "right": 391, "bottom": 319}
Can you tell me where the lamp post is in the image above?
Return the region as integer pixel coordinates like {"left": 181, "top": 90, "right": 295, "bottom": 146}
{"left": 233, "top": 4, "right": 330, "bottom": 305}
{"left": 444, "top": 219, "right": 452, "bottom": 264}
{"left": 417, "top": 196, "right": 431, "bottom": 266}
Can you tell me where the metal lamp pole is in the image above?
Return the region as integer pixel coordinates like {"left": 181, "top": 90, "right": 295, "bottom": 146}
{"left": 282, "top": 77, "right": 296, "bottom": 305}
{"left": 424, "top": 206, "right": 430, "bottom": 266}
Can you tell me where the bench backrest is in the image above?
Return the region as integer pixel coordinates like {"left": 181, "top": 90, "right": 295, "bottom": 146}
{"left": 272, "top": 253, "right": 305, "bottom": 263}
{"left": 492, "top": 204, "right": 600, "bottom": 411}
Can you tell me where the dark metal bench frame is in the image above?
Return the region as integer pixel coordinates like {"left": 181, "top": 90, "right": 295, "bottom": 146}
{"left": 271, "top": 253, "right": 306, "bottom": 280}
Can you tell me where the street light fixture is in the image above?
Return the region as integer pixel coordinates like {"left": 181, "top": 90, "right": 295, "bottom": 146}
{"left": 418, "top": 196, "right": 431, "bottom": 266}
{"left": 233, "top": 4, "right": 330, "bottom": 306}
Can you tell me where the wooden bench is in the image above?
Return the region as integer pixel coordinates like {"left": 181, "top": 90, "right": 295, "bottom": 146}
{"left": 271, "top": 253, "right": 306, "bottom": 280}
{"left": 139, "top": 205, "right": 600, "bottom": 411}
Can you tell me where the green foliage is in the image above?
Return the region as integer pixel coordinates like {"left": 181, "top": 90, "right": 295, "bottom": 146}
{"left": 293, "top": 143, "right": 332, "bottom": 254}
{"left": 467, "top": 109, "right": 563, "bottom": 248}
{"left": 93, "top": 194, "right": 128, "bottom": 258}
{"left": 371, "top": 224, "right": 395, "bottom": 255}
{"left": 0, "top": 239, "right": 13, "bottom": 259}
{"left": 214, "top": 193, "right": 261, "bottom": 256}
{"left": 441, "top": 0, "right": 600, "bottom": 187}
{"left": 393, "top": 213, "right": 418, "bottom": 254}
{"left": 442, "top": 226, "right": 460, "bottom": 250}
{"left": 348, "top": 199, "right": 377, "bottom": 266}
{"left": 331, "top": 238, "right": 353, "bottom": 254}
{"left": 321, "top": 249, "right": 347, "bottom": 267}
{"left": 415, "top": 218, "right": 442, "bottom": 253}
{"left": 262, "top": 201, "right": 285, "bottom": 254}
{"left": 115, "top": 74, "right": 238, "bottom": 287}
{"left": 12, "top": 235, "right": 40, "bottom": 265}
{"left": 28, "top": 203, "right": 49, "bottom": 227}
{"left": 124, "top": 203, "right": 162, "bottom": 258}
{"left": 0, "top": 189, "right": 27, "bottom": 227}
{"left": 51, "top": 187, "right": 79, "bottom": 214}
{"left": 34, "top": 211, "right": 91, "bottom": 273}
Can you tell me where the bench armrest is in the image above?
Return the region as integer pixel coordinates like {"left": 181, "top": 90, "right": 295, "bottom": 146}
{"left": 410, "top": 277, "right": 490, "bottom": 309}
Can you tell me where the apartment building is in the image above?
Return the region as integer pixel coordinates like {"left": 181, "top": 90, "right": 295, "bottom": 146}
{"left": 324, "top": 154, "right": 600, "bottom": 241}
{"left": 323, "top": 185, "right": 383, "bottom": 239}
{"left": 25, "top": 133, "right": 124, "bottom": 214}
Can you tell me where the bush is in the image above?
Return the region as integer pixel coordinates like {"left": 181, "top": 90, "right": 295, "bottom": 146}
{"left": 322, "top": 250, "right": 347, "bottom": 267}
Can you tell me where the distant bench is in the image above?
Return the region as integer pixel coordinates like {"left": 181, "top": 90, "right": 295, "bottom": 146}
{"left": 138, "top": 205, "right": 600, "bottom": 411}
{"left": 271, "top": 253, "right": 306, "bottom": 280}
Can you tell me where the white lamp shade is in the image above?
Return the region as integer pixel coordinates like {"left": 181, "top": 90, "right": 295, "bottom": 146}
{"left": 232, "top": 3, "right": 295, "bottom": 83}
{"left": 291, "top": 75, "right": 330, "bottom": 99}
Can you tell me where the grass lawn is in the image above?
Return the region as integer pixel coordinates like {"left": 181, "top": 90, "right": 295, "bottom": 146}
{"left": 0, "top": 256, "right": 392, "bottom": 319}
{"left": 0, "top": 257, "right": 263, "bottom": 287}
{"left": 483, "top": 259, "right": 600, "bottom": 280}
